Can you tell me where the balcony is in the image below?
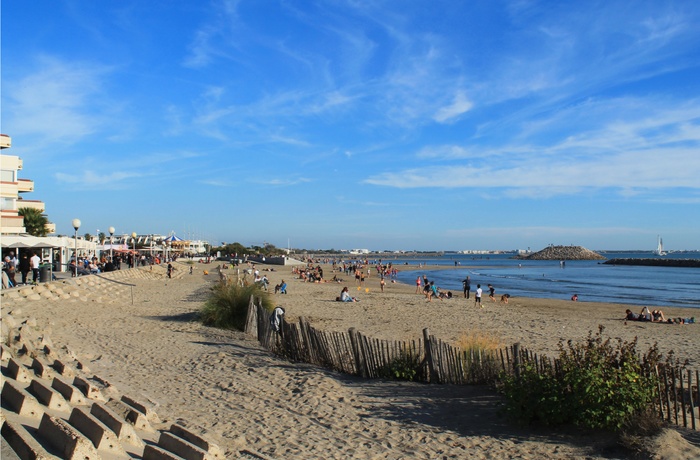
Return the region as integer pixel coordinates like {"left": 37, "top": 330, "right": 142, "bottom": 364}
{"left": 0, "top": 134, "right": 11, "bottom": 149}
{"left": 15, "top": 199, "right": 45, "bottom": 212}
{"left": 17, "top": 178, "right": 34, "bottom": 193}
{"left": 0, "top": 215, "right": 26, "bottom": 234}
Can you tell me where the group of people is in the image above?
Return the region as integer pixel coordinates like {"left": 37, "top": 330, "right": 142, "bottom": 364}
{"left": 2, "top": 251, "right": 41, "bottom": 287}
{"left": 625, "top": 307, "right": 695, "bottom": 325}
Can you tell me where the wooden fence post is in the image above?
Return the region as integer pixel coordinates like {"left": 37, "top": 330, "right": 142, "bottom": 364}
{"left": 244, "top": 294, "right": 258, "bottom": 336}
{"left": 423, "top": 328, "right": 438, "bottom": 383}
{"left": 348, "top": 328, "right": 365, "bottom": 378}
{"left": 513, "top": 343, "right": 521, "bottom": 381}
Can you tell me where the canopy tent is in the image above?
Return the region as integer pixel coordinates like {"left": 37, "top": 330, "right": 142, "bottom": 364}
{"left": 162, "top": 234, "right": 189, "bottom": 252}
{"left": 163, "top": 235, "right": 185, "bottom": 243}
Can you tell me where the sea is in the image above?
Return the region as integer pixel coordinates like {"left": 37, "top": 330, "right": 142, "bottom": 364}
{"left": 384, "top": 252, "right": 700, "bottom": 309}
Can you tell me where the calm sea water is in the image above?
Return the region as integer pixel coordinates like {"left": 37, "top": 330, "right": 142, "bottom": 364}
{"left": 389, "top": 252, "right": 700, "bottom": 309}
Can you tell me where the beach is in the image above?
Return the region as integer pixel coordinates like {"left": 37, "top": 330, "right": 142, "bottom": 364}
{"left": 2, "top": 261, "right": 699, "bottom": 459}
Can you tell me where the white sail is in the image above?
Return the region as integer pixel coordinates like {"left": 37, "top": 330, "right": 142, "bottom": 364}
{"left": 655, "top": 235, "right": 666, "bottom": 256}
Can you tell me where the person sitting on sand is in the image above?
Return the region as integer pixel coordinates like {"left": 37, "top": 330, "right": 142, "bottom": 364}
{"left": 651, "top": 309, "right": 665, "bottom": 322}
{"left": 500, "top": 294, "right": 511, "bottom": 303}
{"left": 625, "top": 307, "right": 652, "bottom": 322}
{"left": 571, "top": 294, "right": 578, "bottom": 301}
{"left": 340, "top": 286, "right": 358, "bottom": 302}
{"left": 275, "top": 280, "right": 287, "bottom": 294}
{"left": 427, "top": 281, "right": 443, "bottom": 302}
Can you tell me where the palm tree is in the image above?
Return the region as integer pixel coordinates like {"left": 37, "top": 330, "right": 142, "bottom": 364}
{"left": 98, "top": 232, "right": 106, "bottom": 244}
{"left": 18, "top": 207, "right": 49, "bottom": 237}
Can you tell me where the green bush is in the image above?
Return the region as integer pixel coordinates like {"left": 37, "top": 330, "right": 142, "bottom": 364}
{"left": 200, "top": 283, "right": 273, "bottom": 330}
{"left": 379, "top": 352, "right": 423, "bottom": 381}
{"left": 499, "top": 326, "right": 665, "bottom": 430}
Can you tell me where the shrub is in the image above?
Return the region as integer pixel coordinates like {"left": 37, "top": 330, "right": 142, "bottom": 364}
{"left": 499, "top": 326, "right": 665, "bottom": 431}
{"left": 379, "top": 352, "right": 423, "bottom": 381}
{"left": 200, "top": 283, "right": 273, "bottom": 330}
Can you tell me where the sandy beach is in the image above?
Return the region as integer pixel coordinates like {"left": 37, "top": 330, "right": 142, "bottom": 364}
{"left": 2, "top": 260, "right": 699, "bottom": 459}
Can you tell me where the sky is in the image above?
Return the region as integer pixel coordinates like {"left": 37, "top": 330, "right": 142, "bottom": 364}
{"left": 2, "top": 1, "right": 699, "bottom": 252}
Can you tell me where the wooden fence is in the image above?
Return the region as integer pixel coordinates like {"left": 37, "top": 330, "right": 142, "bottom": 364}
{"left": 244, "top": 298, "right": 699, "bottom": 430}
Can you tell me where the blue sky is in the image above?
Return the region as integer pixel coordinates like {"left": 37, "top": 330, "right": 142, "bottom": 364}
{"left": 2, "top": 1, "right": 699, "bottom": 251}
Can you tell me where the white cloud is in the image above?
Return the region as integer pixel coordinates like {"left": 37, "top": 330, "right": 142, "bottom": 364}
{"left": 433, "top": 90, "right": 473, "bottom": 123}
{"left": 4, "top": 56, "right": 111, "bottom": 148}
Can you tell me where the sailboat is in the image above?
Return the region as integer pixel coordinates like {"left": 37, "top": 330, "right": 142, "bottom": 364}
{"left": 655, "top": 235, "right": 667, "bottom": 256}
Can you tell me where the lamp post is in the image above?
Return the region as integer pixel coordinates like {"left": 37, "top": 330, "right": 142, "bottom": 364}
{"left": 131, "top": 232, "right": 137, "bottom": 268}
{"left": 72, "top": 218, "right": 81, "bottom": 277}
{"left": 108, "top": 226, "right": 115, "bottom": 263}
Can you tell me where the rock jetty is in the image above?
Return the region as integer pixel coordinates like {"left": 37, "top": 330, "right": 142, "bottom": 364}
{"left": 516, "top": 245, "right": 606, "bottom": 261}
{"left": 604, "top": 258, "right": 700, "bottom": 268}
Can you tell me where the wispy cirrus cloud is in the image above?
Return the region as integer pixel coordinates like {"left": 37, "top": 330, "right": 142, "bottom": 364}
{"left": 4, "top": 56, "right": 113, "bottom": 150}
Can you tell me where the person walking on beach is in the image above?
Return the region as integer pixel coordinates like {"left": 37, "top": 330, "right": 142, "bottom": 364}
{"left": 380, "top": 277, "right": 385, "bottom": 292}
{"left": 475, "top": 284, "right": 482, "bottom": 308}
{"left": 462, "top": 276, "right": 471, "bottom": 299}
{"left": 488, "top": 284, "right": 496, "bottom": 302}
{"left": 30, "top": 251, "right": 41, "bottom": 284}
{"left": 415, "top": 276, "right": 422, "bottom": 294}
{"left": 19, "top": 253, "right": 30, "bottom": 285}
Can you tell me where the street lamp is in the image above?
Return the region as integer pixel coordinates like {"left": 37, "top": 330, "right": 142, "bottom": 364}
{"left": 108, "top": 226, "right": 115, "bottom": 263}
{"left": 72, "top": 218, "right": 81, "bottom": 277}
{"left": 131, "top": 232, "right": 137, "bottom": 268}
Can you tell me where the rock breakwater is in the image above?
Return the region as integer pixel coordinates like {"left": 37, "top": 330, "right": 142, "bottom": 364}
{"left": 604, "top": 258, "right": 700, "bottom": 268}
{"left": 516, "top": 245, "right": 606, "bottom": 261}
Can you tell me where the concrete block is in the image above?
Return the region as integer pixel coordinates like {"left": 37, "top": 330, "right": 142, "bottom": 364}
{"left": 0, "top": 344, "right": 11, "bottom": 362}
{"left": 51, "top": 377, "right": 87, "bottom": 405}
{"left": 31, "top": 358, "right": 55, "bottom": 379}
{"left": 72, "top": 376, "right": 106, "bottom": 401}
{"left": 89, "top": 402, "right": 144, "bottom": 447}
{"left": 37, "top": 413, "right": 100, "bottom": 459}
{"left": 1, "top": 418, "right": 60, "bottom": 460}
{"left": 68, "top": 407, "right": 128, "bottom": 456}
{"left": 28, "top": 379, "right": 70, "bottom": 413}
{"left": 143, "top": 444, "right": 186, "bottom": 460}
{"left": 51, "top": 359, "right": 76, "bottom": 378}
{"left": 169, "top": 424, "right": 223, "bottom": 459}
{"left": 121, "top": 394, "right": 161, "bottom": 423}
{"left": 158, "top": 431, "right": 213, "bottom": 460}
{"left": 106, "top": 399, "right": 155, "bottom": 433}
{"left": 1, "top": 379, "right": 44, "bottom": 419}
{"left": 7, "top": 357, "right": 32, "bottom": 383}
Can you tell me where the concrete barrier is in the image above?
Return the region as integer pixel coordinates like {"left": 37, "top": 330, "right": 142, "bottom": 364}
{"left": 89, "top": 402, "right": 144, "bottom": 447}
{"left": 143, "top": 443, "right": 186, "bottom": 460}
{"left": 51, "top": 377, "right": 87, "bottom": 406}
{"left": 158, "top": 431, "right": 212, "bottom": 460}
{"left": 1, "top": 379, "right": 44, "bottom": 419}
{"left": 28, "top": 379, "right": 70, "bottom": 413}
{"left": 6, "top": 358, "right": 32, "bottom": 383}
{"left": 68, "top": 407, "right": 128, "bottom": 456}
{"left": 1, "top": 418, "right": 59, "bottom": 460}
{"left": 37, "top": 413, "right": 99, "bottom": 459}
{"left": 106, "top": 399, "right": 155, "bottom": 433}
{"left": 169, "top": 424, "right": 223, "bottom": 459}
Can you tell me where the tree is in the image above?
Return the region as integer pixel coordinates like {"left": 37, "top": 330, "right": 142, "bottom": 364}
{"left": 84, "top": 233, "right": 92, "bottom": 241}
{"left": 18, "top": 207, "right": 49, "bottom": 237}
{"left": 98, "top": 232, "right": 106, "bottom": 244}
